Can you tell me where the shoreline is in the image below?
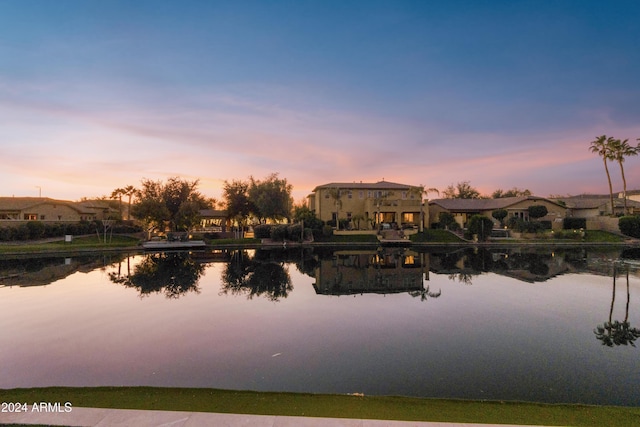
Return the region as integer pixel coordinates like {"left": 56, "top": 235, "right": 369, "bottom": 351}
{"left": 1, "top": 238, "right": 639, "bottom": 258}
{"left": 1, "top": 386, "right": 638, "bottom": 426}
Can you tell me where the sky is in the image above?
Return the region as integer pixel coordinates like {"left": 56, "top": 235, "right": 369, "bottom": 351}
{"left": 1, "top": 0, "right": 639, "bottom": 203}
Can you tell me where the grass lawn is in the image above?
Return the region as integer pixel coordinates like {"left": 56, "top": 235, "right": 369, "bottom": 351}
{"left": 1, "top": 387, "right": 638, "bottom": 426}
{"left": 410, "top": 229, "right": 465, "bottom": 243}
{"left": 206, "top": 237, "right": 261, "bottom": 245}
{"left": 0, "top": 235, "right": 141, "bottom": 254}
{"left": 316, "top": 234, "right": 380, "bottom": 243}
{"left": 582, "top": 230, "right": 625, "bottom": 243}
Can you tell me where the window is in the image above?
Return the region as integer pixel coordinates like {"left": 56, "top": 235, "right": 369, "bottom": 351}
{"left": 359, "top": 191, "right": 364, "bottom": 199}
{"left": 402, "top": 191, "right": 407, "bottom": 199}
{"left": 347, "top": 190, "right": 353, "bottom": 199}
{"left": 24, "top": 213, "right": 37, "bottom": 220}
{"left": 40, "top": 215, "right": 46, "bottom": 220}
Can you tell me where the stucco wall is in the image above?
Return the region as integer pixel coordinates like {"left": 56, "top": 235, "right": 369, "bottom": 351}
{"left": 586, "top": 216, "right": 620, "bottom": 233}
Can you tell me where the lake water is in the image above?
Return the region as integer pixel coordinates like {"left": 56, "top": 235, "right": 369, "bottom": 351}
{"left": 1, "top": 246, "right": 639, "bottom": 406}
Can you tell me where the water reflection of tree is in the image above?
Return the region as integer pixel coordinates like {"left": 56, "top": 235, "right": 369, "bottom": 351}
{"left": 447, "top": 272, "right": 475, "bottom": 285}
{"left": 220, "top": 250, "right": 292, "bottom": 301}
{"left": 108, "top": 252, "right": 204, "bottom": 298}
{"left": 594, "top": 263, "right": 640, "bottom": 347}
{"left": 409, "top": 285, "right": 441, "bottom": 301}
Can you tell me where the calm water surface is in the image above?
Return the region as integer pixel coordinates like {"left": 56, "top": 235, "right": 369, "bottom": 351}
{"left": 1, "top": 246, "right": 639, "bottom": 406}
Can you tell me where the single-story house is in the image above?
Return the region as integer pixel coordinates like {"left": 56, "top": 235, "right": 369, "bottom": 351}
{"left": 553, "top": 195, "right": 640, "bottom": 217}
{"left": 0, "top": 197, "right": 118, "bottom": 224}
{"left": 428, "top": 196, "right": 567, "bottom": 230}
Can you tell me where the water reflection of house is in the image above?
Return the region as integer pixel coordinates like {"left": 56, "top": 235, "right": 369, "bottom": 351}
{"left": 0, "top": 255, "right": 119, "bottom": 287}
{"left": 313, "top": 249, "right": 429, "bottom": 295}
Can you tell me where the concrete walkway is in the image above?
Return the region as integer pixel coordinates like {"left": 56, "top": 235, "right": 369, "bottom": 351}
{"left": 0, "top": 407, "right": 544, "bottom": 427}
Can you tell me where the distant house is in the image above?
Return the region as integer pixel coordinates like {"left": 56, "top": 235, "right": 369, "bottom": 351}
{"left": 308, "top": 180, "right": 428, "bottom": 230}
{"left": 624, "top": 189, "right": 640, "bottom": 204}
{"left": 428, "top": 196, "right": 566, "bottom": 229}
{"left": 553, "top": 194, "right": 640, "bottom": 217}
{"left": 0, "top": 197, "right": 117, "bottom": 224}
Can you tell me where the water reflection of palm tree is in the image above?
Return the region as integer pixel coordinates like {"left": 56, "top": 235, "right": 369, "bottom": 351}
{"left": 447, "top": 272, "right": 474, "bottom": 285}
{"left": 594, "top": 263, "right": 640, "bottom": 347}
{"left": 409, "top": 285, "right": 441, "bottom": 302}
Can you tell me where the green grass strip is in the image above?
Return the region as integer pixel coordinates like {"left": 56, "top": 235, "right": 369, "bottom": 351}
{"left": 1, "top": 387, "right": 639, "bottom": 426}
{"left": 410, "top": 229, "right": 465, "bottom": 243}
{"left": 0, "top": 236, "right": 140, "bottom": 254}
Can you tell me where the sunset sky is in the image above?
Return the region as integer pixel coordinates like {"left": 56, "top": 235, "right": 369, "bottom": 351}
{"left": 2, "top": 0, "right": 639, "bottom": 203}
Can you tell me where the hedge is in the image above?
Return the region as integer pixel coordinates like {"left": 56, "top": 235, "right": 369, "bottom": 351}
{"left": 619, "top": 216, "right": 640, "bottom": 238}
{"left": 563, "top": 218, "right": 586, "bottom": 230}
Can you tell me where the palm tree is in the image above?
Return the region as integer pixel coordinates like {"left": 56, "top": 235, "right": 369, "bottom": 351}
{"left": 110, "top": 188, "right": 126, "bottom": 219}
{"left": 122, "top": 185, "right": 137, "bottom": 220}
{"left": 589, "top": 135, "right": 615, "bottom": 215}
{"left": 609, "top": 138, "right": 639, "bottom": 215}
{"left": 327, "top": 187, "right": 342, "bottom": 230}
{"left": 408, "top": 185, "right": 439, "bottom": 232}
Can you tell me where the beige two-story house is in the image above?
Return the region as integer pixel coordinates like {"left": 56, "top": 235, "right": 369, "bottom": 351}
{"left": 308, "top": 180, "right": 429, "bottom": 230}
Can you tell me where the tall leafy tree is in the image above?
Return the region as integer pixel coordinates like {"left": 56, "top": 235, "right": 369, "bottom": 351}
{"left": 223, "top": 179, "right": 254, "bottom": 229}
{"left": 608, "top": 138, "right": 639, "bottom": 215}
{"left": 442, "top": 181, "right": 482, "bottom": 199}
{"left": 589, "top": 135, "right": 615, "bottom": 215}
{"left": 131, "top": 177, "right": 208, "bottom": 233}
{"left": 492, "top": 187, "right": 531, "bottom": 198}
{"left": 248, "top": 173, "right": 293, "bottom": 223}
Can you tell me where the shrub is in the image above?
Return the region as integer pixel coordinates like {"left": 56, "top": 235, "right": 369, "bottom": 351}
{"left": 112, "top": 223, "right": 142, "bottom": 234}
{"left": 439, "top": 212, "right": 457, "bottom": 229}
{"left": 270, "top": 224, "right": 288, "bottom": 242}
{"left": 253, "top": 224, "right": 272, "bottom": 239}
{"left": 303, "top": 228, "right": 313, "bottom": 241}
{"left": 287, "top": 223, "right": 303, "bottom": 242}
{"left": 492, "top": 209, "right": 508, "bottom": 225}
{"left": 15, "top": 224, "right": 31, "bottom": 240}
{"left": 508, "top": 218, "right": 545, "bottom": 233}
{"left": 26, "top": 221, "right": 45, "bottom": 239}
{"left": 619, "top": 216, "right": 640, "bottom": 238}
{"left": 563, "top": 217, "right": 586, "bottom": 230}
{"left": 0, "top": 227, "right": 13, "bottom": 241}
{"left": 322, "top": 225, "right": 333, "bottom": 237}
{"left": 528, "top": 205, "right": 548, "bottom": 219}
{"left": 539, "top": 220, "right": 552, "bottom": 230}
{"left": 467, "top": 215, "right": 494, "bottom": 241}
